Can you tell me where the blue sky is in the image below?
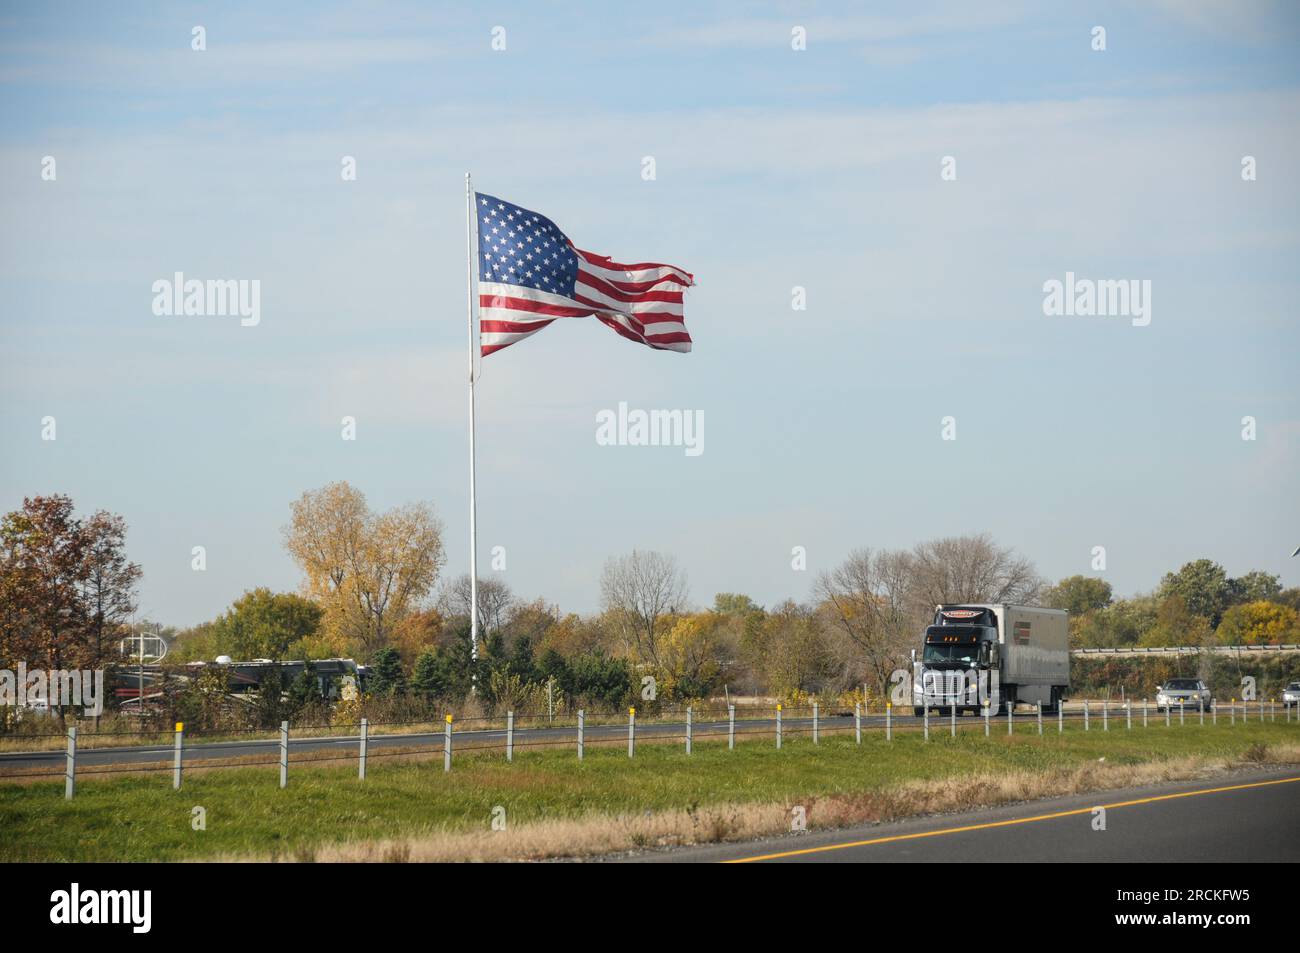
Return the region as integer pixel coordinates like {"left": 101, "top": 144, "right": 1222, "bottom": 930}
{"left": 2, "top": 1, "right": 1299, "bottom": 628}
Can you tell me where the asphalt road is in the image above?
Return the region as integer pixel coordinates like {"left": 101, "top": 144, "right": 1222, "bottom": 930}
{"left": 624, "top": 768, "right": 1300, "bottom": 863}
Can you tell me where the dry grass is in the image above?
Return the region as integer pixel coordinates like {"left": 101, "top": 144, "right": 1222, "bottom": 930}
{"left": 226, "top": 742, "right": 1300, "bottom": 863}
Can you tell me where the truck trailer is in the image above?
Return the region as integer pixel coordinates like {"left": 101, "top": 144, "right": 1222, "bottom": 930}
{"left": 912, "top": 604, "right": 1069, "bottom": 716}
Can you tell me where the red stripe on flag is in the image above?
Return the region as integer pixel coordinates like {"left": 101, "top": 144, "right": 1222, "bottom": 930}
{"left": 575, "top": 270, "right": 684, "bottom": 305}
{"left": 480, "top": 294, "right": 592, "bottom": 319}
{"left": 481, "top": 318, "right": 557, "bottom": 334}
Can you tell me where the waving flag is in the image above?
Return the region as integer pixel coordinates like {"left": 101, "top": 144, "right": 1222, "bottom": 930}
{"left": 474, "top": 192, "right": 694, "bottom": 357}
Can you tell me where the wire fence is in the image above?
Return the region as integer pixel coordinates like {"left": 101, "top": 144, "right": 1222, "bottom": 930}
{"left": 4, "top": 695, "right": 1296, "bottom": 799}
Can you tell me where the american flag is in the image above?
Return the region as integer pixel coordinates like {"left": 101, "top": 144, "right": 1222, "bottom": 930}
{"left": 474, "top": 192, "right": 694, "bottom": 357}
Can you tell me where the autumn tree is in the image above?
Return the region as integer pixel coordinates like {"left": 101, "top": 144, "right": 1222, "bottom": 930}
{"left": 283, "top": 481, "right": 367, "bottom": 602}
{"left": 208, "top": 588, "right": 322, "bottom": 660}
{"left": 1157, "top": 559, "right": 1233, "bottom": 628}
{"left": 1141, "top": 594, "right": 1213, "bottom": 648}
{"left": 0, "top": 496, "right": 140, "bottom": 675}
{"left": 536, "top": 612, "right": 612, "bottom": 659}
{"left": 79, "top": 511, "right": 142, "bottom": 662}
{"left": 1068, "top": 595, "right": 1157, "bottom": 648}
{"left": 1043, "top": 575, "right": 1113, "bottom": 616}
{"left": 1216, "top": 601, "right": 1298, "bottom": 645}
{"left": 1229, "top": 571, "right": 1282, "bottom": 604}
{"left": 746, "top": 600, "right": 835, "bottom": 700}
{"left": 660, "top": 612, "right": 729, "bottom": 699}
{"left": 283, "top": 483, "right": 445, "bottom": 656}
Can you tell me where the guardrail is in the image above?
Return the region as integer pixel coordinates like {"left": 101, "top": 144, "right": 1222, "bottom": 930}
{"left": 6, "top": 697, "right": 1296, "bottom": 799}
{"left": 1073, "top": 644, "right": 1300, "bottom": 656}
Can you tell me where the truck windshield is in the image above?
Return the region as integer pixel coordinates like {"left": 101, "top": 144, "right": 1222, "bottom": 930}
{"left": 923, "top": 643, "right": 979, "bottom": 665}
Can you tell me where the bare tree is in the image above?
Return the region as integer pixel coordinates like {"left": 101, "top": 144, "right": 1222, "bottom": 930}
{"left": 437, "top": 574, "right": 514, "bottom": 638}
{"left": 908, "top": 533, "right": 1043, "bottom": 609}
{"left": 816, "top": 548, "right": 922, "bottom": 700}
{"left": 599, "top": 550, "right": 689, "bottom": 668}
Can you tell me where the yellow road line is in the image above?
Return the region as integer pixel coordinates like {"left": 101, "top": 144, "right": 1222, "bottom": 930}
{"left": 723, "top": 774, "right": 1300, "bottom": 863}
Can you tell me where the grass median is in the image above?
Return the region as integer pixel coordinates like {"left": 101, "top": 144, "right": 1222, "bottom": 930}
{"left": 2, "top": 720, "right": 1297, "bottom": 862}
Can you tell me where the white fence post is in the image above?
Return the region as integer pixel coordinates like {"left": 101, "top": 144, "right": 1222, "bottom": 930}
{"left": 984, "top": 701, "right": 990, "bottom": 737}
{"left": 855, "top": 703, "right": 862, "bottom": 744}
{"left": 950, "top": 702, "right": 956, "bottom": 739}
{"left": 1037, "top": 702, "right": 1043, "bottom": 736}
{"left": 359, "top": 717, "right": 368, "bottom": 780}
{"left": 1007, "top": 701, "right": 1013, "bottom": 736}
{"left": 685, "top": 706, "right": 693, "bottom": 755}
{"left": 923, "top": 704, "right": 930, "bottom": 741}
{"left": 728, "top": 704, "right": 736, "bottom": 750}
{"left": 776, "top": 704, "right": 783, "bottom": 749}
{"left": 65, "top": 726, "right": 77, "bottom": 801}
{"left": 1143, "top": 699, "right": 1148, "bottom": 728}
{"left": 1179, "top": 700, "right": 1185, "bottom": 727}
{"left": 279, "top": 721, "right": 289, "bottom": 788}
{"left": 1058, "top": 702, "right": 1063, "bottom": 733}
{"left": 1102, "top": 701, "right": 1108, "bottom": 732}
{"left": 886, "top": 703, "right": 892, "bottom": 741}
{"left": 1084, "top": 700, "right": 1090, "bottom": 731}
{"left": 1126, "top": 701, "right": 1132, "bottom": 731}
{"left": 628, "top": 707, "right": 636, "bottom": 758}
{"left": 813, "top": 702, "right": 820, "bottom": 744}
{"left": 577, "top": 709, "right": 585, "bottom": 761}
{"left": 444, "top": 714, "right": 452, "bottom": 772}
{"left": 506, "top": 710, "right": 514, "bottom": 763}
{"left": 173, "top": 722, "right": 184, "bottom": 790}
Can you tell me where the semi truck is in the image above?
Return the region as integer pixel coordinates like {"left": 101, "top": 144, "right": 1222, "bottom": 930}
{"left": 912, "top": 604, "right": 1069, "bottom": 716}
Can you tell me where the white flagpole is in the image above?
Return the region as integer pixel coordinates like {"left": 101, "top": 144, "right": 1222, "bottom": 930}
{"left": 464, "top": 172, "right": 479, "bottom": 667}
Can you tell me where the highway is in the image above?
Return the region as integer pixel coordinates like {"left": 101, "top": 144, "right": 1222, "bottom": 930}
{"left": 623, "top": 768, "right": 1300, "bottom": 863}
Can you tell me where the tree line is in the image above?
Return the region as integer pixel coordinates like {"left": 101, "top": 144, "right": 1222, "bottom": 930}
{"left": 3, "top": 485, "right": 1297, "bottom": 724}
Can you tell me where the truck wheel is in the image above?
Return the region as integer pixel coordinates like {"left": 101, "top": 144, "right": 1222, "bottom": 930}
{"left": 912, "top": 707, "right": 924, "bottom": 718}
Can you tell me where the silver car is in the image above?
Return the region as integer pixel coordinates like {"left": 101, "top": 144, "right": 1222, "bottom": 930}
{"left": 1155, "top": 678, "right": 1211, "bottom": 712}
{"left": 1283, "top": 682, "right": 1300, "bottom": 710}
